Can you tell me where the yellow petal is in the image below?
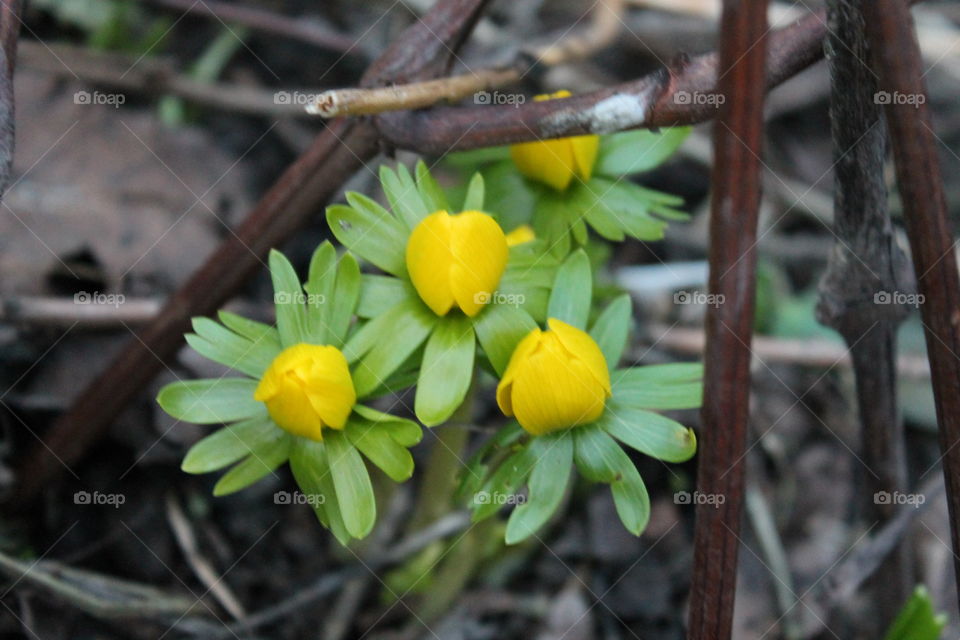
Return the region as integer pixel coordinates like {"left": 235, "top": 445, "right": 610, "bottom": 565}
{"left": 303, "top": 346, "right": 356, "bottom": 429}
{"left": 548, "top": 318, "right": 612, "bottom": 395}
{"left": 448, "top": 210, "right": 508, "bottom": 317}
{"left": 510, "top": 138, "right": 575, "bottom": 191}
{"left": 263, "top": 382, "right": 324, "bottom": 441}
{"left": 496, "top": 327, "right": 542, "bottom": 416}
{"left": 406, "top": 211, "right": 455, "bottom": 315}
{"left": 509, "top": 333, "right": 606, "bottom": 435}
{"left": 570, "top": 134, "right": 600, "bottom": 182}
{"left": 505, "top": 224, "right": 536, "bottom": 247}
{"left": 255, "top": 343, "right": 357, "bottom": 441}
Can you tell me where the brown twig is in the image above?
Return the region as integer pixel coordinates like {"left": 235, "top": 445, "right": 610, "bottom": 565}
{"left": 11, "top": 0, "right": 495, "bottom": 504}
{"left": 139, "top": 0, "right": 360, "bottom": 55}
{"left": 687, "top": 1, "right": 768, "bottom": 639}
{"left": 862, "top": 0, "right": 960, "bottom": 613}
{"left": 816, "top": 0, "right": 914, "bottom": 630}
{"left": 310, "top": 0, "right": 625, "bottom": 118}
{"left": 375, "top": 8, "right": 825, "bottom": 152}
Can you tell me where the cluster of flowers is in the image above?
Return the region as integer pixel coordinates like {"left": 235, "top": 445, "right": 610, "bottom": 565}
{"left": 158, "top": 92, "right": 700, "bottom": 545}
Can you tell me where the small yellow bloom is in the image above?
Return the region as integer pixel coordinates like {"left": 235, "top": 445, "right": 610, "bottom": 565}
{"left": 496, "top": 318, "right": 612, "bottom": 436}
{"left": 406, "top": 210, "right": 508, "bottom": 317}
{"left": 509, "top": 90, "right": 600, "bottom": 191}
{"left": 505, "top": 224, "right": 536, "bottom": 247}
{"left": 254, "top": 343, "right": 356, "bottom": 441}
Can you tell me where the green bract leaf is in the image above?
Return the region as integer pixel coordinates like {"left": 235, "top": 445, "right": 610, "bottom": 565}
{"left": 415, "top": 313, "right": 475, "bottom": 426}
{"left": 157, "top": 379, "right": 263, "bottom": 424}
{"left": 481, "top": 161, "right": 536, "bottom": 233}
{"left": 185, "top": 318, "right": 275, "bottom": 379}
{"left": 269, "top": 249, "right": 310, "bottom": 347}
{"left": 572, "top": 425, "right": 622, "bottom": 483}
{"left": 884, "top": 586, "right": 947, "bottom": 640}
{"left": 325, "top": 430, "right": 376, "bottom": 539}
{"left": 182, "top": 416, "right": 277, "bottom": 473}
{"left": 473, "top": 304, "right": 538, "bottom": 376}
{"left": 303, "top": 242, "right": 337, "bottom": 345}
{"left": 505, "top": 432, "right": 572, "bottom": 544}
{"left": 289, "top": 439, "right": 351, "bottom": 544}
{"left": 349, "top": 299, "right": 436, "bottom": 397}
{"left": 213, "top": 432, "right": 291, "bottom": 496}
{"left": 456, "top": 422, "right": 524, "bottom": 503}
{"left": 610, "top": 453, "right": 650, "bottom": 535}
{"left": 532, "top": 189, "right": 572, "bottom": 258}
{"left": 353, "top": 404, "right": 422, "bottom": 447}
{"left": 461, "top": 172, "right": 485, "bottom": 211}
{"left": 569, "top": 182, "right": 627, "bottom": 242}
{"left": 356, "top": 275, "right": 412, "bottom": 319}
{"left": 329, "top": 252, "right": 361, "bottom": 347}
{"left": 597, "top": 405, "right": 697, "bottom": 463}
{"left": 415, "top": 159, "right": 450, "bottom": 212}
{"left": 595, "top": 127, "right": 690, "bottom": 176}
{"left": 588, "top": 179, "right": 668, "bottom": 240}
{"left": 327, "top": 197, "right": 407, "bottom": 277}
{"left": 346, "top": 418, "right": 415, "bottom": 482}
{"left": 217, "top": 311, "right": 282, "bottom": 352}
{"left": 381, "top": 164, "right": 430, "bottom": 229}
{"left": 589, "top": 294, "right": 632, "bottom": 370}
{"left": 472, "top": 443, "right": 536, "bottom": 522}
{"left": 612, "top": 365, "right": 703, "bottom": 410}
{"left": 547, "top": 249, "right": 592, "bottom": 330}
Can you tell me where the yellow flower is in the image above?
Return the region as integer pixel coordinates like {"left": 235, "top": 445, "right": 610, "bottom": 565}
{"left": 254, "top": 343, "right": 356, "bottom": 441}
{"left": 496, "top": 318, "right": 612, "bottom": 436}
{"left": 509, "top": 90, "right": 600, "bottom": 191}
{"left": 505, "top": 224, "right": 536, "bottom": 247}
{"left": 406, "top": 210, "right": 508, "bottom": 317}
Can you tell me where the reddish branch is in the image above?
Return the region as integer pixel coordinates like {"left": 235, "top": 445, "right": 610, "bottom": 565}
{"left": 375, "top": 8, "right": 825, "bottom": 152}
{"left": 687, "top": 1, "right": 768, "bottom": 639}
{"left": 862, "top": 0, "right": 960, "bottom": 611}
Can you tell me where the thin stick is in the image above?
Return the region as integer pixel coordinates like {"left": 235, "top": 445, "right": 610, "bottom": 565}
{"left": 687, "top": 1, "right": 768, "bottom": 638}
{"left": 862, "top": 0, "right": 960, "bottom": 614}
{"left": 310, "top": 0, "right": 625, "bottom": 118}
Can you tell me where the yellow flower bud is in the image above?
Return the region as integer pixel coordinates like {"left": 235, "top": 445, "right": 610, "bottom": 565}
{"left": 509, "top": 90, "right": 600, "bottom": 191}
{"left": 505, "top": 224, "right": 536, "bottom": 247}
{"left": 254, "top": 343, "right": 356, "bottom": 441}
{"left": 496, "top": 318, "right": 612, "bottom": 436}
{"left": 405, "top": 210, "right": 508, "bottom": 317}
